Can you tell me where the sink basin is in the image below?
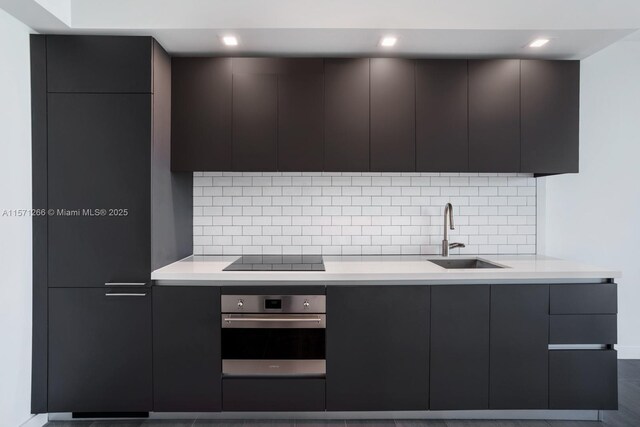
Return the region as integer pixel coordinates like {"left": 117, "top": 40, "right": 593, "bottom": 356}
{"left": 429, "top": 258, "right": 505, "bottom": 269}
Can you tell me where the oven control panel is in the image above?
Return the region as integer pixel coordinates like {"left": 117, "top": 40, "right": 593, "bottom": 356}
{"left": 221, "top": 295, "right": 326, "bottom": 313}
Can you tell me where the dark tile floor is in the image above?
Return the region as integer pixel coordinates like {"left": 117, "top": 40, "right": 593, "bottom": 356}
{"left": 45, "top": 361, "right": 640, "bottom": 427}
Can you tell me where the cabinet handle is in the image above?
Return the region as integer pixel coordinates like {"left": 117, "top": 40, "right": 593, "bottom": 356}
{"left": 105, "top": 282, "right": 147, "bottom": 287}
{"left": 548, "top": 344, "right": 608, "bottom": 350}
{"left": 105, "top": 293, "right": 147, "bottom": 297}
{"left": 224, "top": 317, "right": 322, "bottom": 323}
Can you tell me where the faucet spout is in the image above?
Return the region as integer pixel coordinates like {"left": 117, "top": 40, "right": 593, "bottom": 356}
{"left": 443, "top": 203, "right": 454, "bottom": 242}
{"left": 446, "top": 203, "right": 454, "bottom": 230}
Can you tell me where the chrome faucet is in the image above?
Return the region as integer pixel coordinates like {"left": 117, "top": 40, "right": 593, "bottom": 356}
{"left": 442, "top": 203, "right": 465, "bottom": 257}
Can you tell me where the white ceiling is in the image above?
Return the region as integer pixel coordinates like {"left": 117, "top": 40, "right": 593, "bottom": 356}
{"left": 2, "top": 0, "right": 640, "bottom": 58}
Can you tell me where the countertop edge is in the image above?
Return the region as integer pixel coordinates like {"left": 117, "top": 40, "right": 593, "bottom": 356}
{"left": 151, "top": 271, "right": 622, "bottom": 282}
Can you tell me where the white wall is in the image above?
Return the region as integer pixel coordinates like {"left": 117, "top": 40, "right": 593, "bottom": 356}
{"left": 0, "top": 8, "right": 36, "bottom": 427}
{"left": 542, "top": 38, "right": 640, "bottom": 358}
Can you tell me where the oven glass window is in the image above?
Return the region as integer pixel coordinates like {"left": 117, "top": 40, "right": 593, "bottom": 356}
{"left": 222, "top": 328, "right": 325, "bottom": 360}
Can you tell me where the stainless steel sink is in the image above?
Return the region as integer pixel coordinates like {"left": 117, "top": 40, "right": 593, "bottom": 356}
{"left": 428, "top": 258, "right": 505, "bottom": 269}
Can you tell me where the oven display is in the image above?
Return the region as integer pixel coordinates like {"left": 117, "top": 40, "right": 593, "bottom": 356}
{"left": 264, "top": 298, "right": 282, "bottom": 310}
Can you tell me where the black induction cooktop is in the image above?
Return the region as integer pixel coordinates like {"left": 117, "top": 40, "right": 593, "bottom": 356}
{"left": 223, "top": 255, "right": 325, "bottom": 271}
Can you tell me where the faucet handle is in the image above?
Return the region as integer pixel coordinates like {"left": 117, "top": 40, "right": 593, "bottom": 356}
{"left": 449, "top": 242, "right": 466, "bottom": 250}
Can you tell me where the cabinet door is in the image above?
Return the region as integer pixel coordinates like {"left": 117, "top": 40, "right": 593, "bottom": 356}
{"left": 278, "top": 71, "right": 324, "bottom": 171}
{"left": 324, "top": 59, "right": 370, "bottom": 171}
{"left": 223, "top": 378, "right": 325, "bottom": 411}
{"left": 326, "top": 286, "right": 429, "bottom": 410}
{"left": 48, "top": 288, "right": 152, "bottom": 412}
{"left": 490, "top": 285, "right": 549, "bottom": 409}
{"left": 47, "top": 94, "right": 151, "bottom": 287}
{"left": 521, "top": 60, "right": 580, "bottom": 174}
{"left": 550, "top": 350, "right": 618, "bottom": 409}
{"left": 430, "top": 285, "right": 490, "bottom": 410}
{"left": 171, "top": 58, "right": 232, "bottom": 171}
{"left": 416, "top": 60, "right": 469, "bottom": 172}
{"left": 232, "top": 73, "right": 278, "bottom": 171}
{"left": 153, "top": 287, "right": 221, "bottom": 411}
{"left": 46, "top": 35, "right": 152, "bottom": 93}
{"left": 370, "top": 58, "right": 416, "bottom": 172}
{"left": 469, "top": 60, "right": 521, "bottom": 172}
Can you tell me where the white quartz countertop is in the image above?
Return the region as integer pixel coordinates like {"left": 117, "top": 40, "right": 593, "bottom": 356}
{"left": 151, "top": 255, "right": 621, "bottom": 283}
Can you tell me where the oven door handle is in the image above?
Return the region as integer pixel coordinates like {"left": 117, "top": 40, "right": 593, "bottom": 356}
{"left": 222, "top": 314, "right": 326, "bottom": 328}
{"left": 224, "top": 317, "right": 322, "bottom": 323}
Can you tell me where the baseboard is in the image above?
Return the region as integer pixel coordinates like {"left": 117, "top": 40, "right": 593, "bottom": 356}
{"left": 616, "top": 345, "right": 640, "bottom": 359}
{"left": 49, "top": 410, "right": 599, "bottom": 421}
{"left": 19, "top": 414, "right": 47, "bottom": 427}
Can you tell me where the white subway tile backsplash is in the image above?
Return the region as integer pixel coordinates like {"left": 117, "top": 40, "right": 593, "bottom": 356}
{"left": 193, "top": 172, "right": 536, "bottom": 255}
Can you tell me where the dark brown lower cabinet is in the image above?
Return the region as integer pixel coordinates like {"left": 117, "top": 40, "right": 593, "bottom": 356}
{"left": 550, "top": 283, "right": 618, "bottom": 315}
{"left": 223, "top": 378, "right": 325, "bottom": 411}
{"left": 430, "top": 285, "right": 490, "bottom": 410}
{"left": 48, "top": 288, "right": 152, "bottom": 413}
{"left": 490, "top": 285, "right": 549, "bottom": 409}
{"left": 550, "top": 350, "right": 618, "bottom": 410}
{"left": 549, "top": 314, "right": 617, "bottom": 344}
{"left": 153, "top": 286, "right": 221, "bottom": 412}
{"left": 326, "top": 286, "right": 429, "bottom": 410}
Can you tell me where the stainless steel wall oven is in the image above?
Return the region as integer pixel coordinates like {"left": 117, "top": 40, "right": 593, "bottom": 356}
{"left": 221, "top": 294, "right": 326, "bottom": 377}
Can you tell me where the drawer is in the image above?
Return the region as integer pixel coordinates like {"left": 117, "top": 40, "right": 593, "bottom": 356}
{"left": 550, "top": 315, "right": 617, "bottom": 344}
{"left": 222, "top": 378, "right": 325, "bottom": 411}
{"left": 550, "top": 350, "right": 617, "bottom": 410}
{"left": 550, "top": 284, "right": 617, "bottom": 314}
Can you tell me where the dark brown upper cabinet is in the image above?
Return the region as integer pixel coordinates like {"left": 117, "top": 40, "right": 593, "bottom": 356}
{"left": 171, "top": 58, "right": 232, "bottom": 172}
{"left": 231, "top": 58, "right": 323, "bottom": 171}
{"left": 232, "top": 72, "right": 278, "bottom": 171}
{"left": 521, "top": 60, "right": 580, "bottom": 175}
{"left": 370, "top": 58, "right": 416, "bottom": 172}
{"left": 416, "top": 60, "right": 469, "bottom": 172}
{"left": 278, "top": 65, "right": 324, "bottom": 171}
{"left": 170, "top": 56, "right": 578, "bottom": 175}
{"left": 324, "top": 59, "right": 370, "bottom": 172}
{"left": 468, "top": 60, "right": 521, "bottom": 172}
{"left": 46, "top": 35, "right": 152, "bottom": 93}
{"left": 232, "top": 57, "right": 322, "bottom": 75}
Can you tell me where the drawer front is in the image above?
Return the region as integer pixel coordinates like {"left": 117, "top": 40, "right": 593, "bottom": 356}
{"left": 550, "top": 284, "right": 617, "bottom": 314}
{"left": 550, "top": 315, "right": 617, "bottom": 344}
{"left": 550, "top": 350, "right": 618, "bottom": 410}
{"left": 222, "top": 378, "right": 325, "bottom": 411}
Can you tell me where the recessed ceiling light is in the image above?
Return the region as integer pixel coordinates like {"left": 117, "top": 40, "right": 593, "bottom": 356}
{"left": 222, "top": 35, "right": 238, "bottom": 46}
{"left": 380, "top": 36, "right": 397, "bottom": 47}
{"left": 529, "top": 38, "right": 550, "bottom": 48}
